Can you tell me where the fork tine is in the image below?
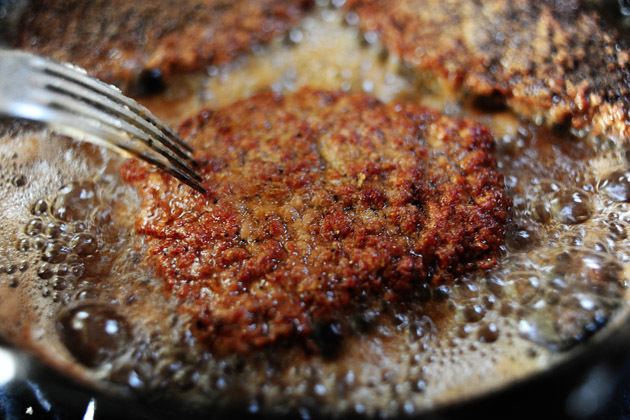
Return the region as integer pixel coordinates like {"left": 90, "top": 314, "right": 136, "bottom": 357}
{"left": 35, "top": 60, "right": 195, "bottom": 160}
{"left": 38, "top": 87, "right": 203, "bottom": 182}
{"left": 33, "top": 57, "right": 194, "bottom": 154}
{"left": 23, "top": 98, "right": 206, "bottom": 193}
{"left": 122, "top": 148, "right": 207, "bottom": 194}
{"left": 0, "top": 50, "right": 206, "bottom": 193}
{"left": 118, "top": 145, "right": 206, "bottom": 194}
{"left": 41, "top": 73, "right": 197, "bottom": 166}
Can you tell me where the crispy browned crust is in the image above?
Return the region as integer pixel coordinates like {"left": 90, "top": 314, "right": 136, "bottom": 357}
{"left": 14, "top": 0, "right": 313, "bottom": 92}
{"left": 121, "top": 89, "right": 509, "bottom": 354}
{"left": 345, "top": 0, "right": 630, "bottom": 139}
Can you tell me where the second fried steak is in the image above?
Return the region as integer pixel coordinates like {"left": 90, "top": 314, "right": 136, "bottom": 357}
{"left": 345, "top": 0, "right": 630, "bottom": 139}
{"left": 122, "top": 89, "right": 509, "bottom": 354}
{"left": 15, "top": 0, "right": 313, "bottom": 93}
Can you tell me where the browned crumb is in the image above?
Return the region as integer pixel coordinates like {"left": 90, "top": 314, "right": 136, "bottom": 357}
{"left": 121, "top": 89, "right": 509, "bottom": 354}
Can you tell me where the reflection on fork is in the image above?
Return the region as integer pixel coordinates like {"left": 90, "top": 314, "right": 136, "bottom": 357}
{"left": 0, "top": 49, "right": 206, "bottom": 194}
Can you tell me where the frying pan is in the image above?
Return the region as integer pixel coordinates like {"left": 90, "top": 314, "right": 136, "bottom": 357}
{"left": 0, "top": 1, "right": 629, "bottom": 419}
{"left": 1, "top": 304, "right": 630, "bottom": 419}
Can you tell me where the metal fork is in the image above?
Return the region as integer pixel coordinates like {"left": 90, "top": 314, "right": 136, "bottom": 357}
{"left": 0, "top": 49, "right": 206, "bottom": 193}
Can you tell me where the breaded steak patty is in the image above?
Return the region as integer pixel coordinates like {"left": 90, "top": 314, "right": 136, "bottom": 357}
{"left": 345, "top": 0, "right": 630, "bottom": 139}
{"left": 15, "top": 0, "right": 313, "bottom": 93}
{"left": 121, "top": 89, "right": 509, "bottom": 354}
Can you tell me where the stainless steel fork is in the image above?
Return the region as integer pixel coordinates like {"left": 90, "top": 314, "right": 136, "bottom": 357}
{"left": 0, "top": 49, "right": 206, "bottom": 193}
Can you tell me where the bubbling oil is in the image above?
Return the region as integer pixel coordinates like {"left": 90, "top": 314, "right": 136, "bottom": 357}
{"left": 57, "top": 303, "right": 131, "bottom": 368}
{"left": 0, "top": 3, "right": 628, "bottom": 419}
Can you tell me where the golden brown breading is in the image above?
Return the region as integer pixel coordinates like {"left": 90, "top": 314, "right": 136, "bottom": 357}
{"left": 15, "top": 0, "right": 313, "bottom": 93}
{"left": 121, "top": 89, "right": 509, "bottom": 354}
{"left": 345, "top": 0, "right": 630, "bottom": 139}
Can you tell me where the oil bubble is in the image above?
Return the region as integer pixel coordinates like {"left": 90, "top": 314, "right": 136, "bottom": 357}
{"left": 51, "top": 277, "right": 67, "bottom": 291}
{"left": 70, "top": 263, "right": 85, "bottom": 279}
{"left": 31, "top": 199, "right": 48, "bottom": 216}
{"left": 511, "top": 272, "right": 541, "bottom": 304}
{"left": 551, "top": 190, "right": 592, "bottom": 224}
{"left": 56, "top": 304, "right": 130, "bottom": 368}
{"left": 52, "top": 182, "right": 97, "bottom": 222}
{"left": 608, "top": 222, "right": 626, "bottom": 241}
{"left": 463, "top": 304, "right": 486, "bottom": 323}
{"left": 12, "top": 174, "right": 27, "bottom": 187}
{"left": 505, "top": 224, "right": 539, "bottom": 252}
{"left": 37, "top": 264, "right": 54, "bottom": 280}
{"left": 16, "top": 238, "right": 30, "bottom": 252}
{"left": 532, "top": 201, "right": 552, "bottom": 223}
{"left": 600, "top": 169, "right": 630, "bottom": 202}
{"left": 25, "top": 218, "right": 43, "bottom": 236}
{"left": 70, "top": 233, "right": 98, "bottom": 256}
{"left": 478, "top": 323, "right": 499, "bottom": 343}
{"left": 56, "top": 264, "right": 69, "bottom": 277}
{"left": 42, "top": 241, "right": 70, "bottom": 263}
{"left": 33, "top": 238, "right": 45, "bottom": 250}
{"left": 44, "top": 222, "right": 64, "bottom": 239}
